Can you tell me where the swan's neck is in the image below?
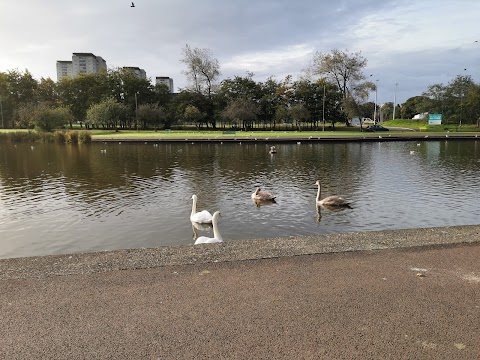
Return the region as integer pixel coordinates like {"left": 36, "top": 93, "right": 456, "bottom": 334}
{"left": 316, "top": 184, "right": 321, "bottom": 202}
{"left": 212, "top": 216, "right": 222, "bottom": 240}
{"left": 191, "top": 198, "right": 197, "bottom": 216}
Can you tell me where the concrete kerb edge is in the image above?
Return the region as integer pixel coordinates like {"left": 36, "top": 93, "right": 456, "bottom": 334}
{"left": 1, "top": 224, "right": 479, "bottom": 280}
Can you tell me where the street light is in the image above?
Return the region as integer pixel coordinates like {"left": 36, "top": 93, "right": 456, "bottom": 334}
{"left": 134, "top": 92, "right": 139, "bottom": 131}
{"left": 393, "top": 83, "right": 398, "bottom": 120}
{"left": 322, "top": 83, "right": 326, "bottom": 131}
{"left": 373, "top": 79, "right": 379, "bottom": 124}
{"left": 0, "top": 97, "right": 4, "bottom": 128}
{"left": 460, "top": 68, "right": 467, "bottom": 129}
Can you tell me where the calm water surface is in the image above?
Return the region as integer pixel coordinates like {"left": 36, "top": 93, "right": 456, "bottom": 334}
{"left": 0, "top": 140, "right": 479, "bottom": 259}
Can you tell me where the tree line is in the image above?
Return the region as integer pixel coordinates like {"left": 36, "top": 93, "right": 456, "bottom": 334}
{"left": 1, "top": 46, "right": 479, "bottom": 132}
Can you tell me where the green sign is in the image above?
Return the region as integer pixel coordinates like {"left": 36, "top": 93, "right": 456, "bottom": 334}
{"left": 428, "top": 113, "right": 442, "bottom": 125}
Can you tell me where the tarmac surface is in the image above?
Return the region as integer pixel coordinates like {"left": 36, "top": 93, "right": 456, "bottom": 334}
{"left": 1, "top": 225, "right": 479, "bottom": 359}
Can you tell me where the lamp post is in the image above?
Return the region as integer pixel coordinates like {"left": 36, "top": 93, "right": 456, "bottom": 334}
{"left": 134, "top": 92, "right": 139, "bottom": 131}
{"left": 373, "top": 79, "right": 378, "bottom": 124}
{"left": 393, "top": 83, "right": 398, "bottom": 120}
{"left": 0, "top": 97, "right": 4, "bottom": 128}
{"left": 460, "top": 68, "right": 467, "bottom": 129}
{"left": 322, "top": 83, "right": 326, "bottom": 131}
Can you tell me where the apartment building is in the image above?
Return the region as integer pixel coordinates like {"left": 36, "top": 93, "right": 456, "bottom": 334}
{"left": 155, "top": 76, "right": 174, "bottom": 93}
{"left": 56, "top": 61, "right": 74, "bottom": 80}
{"left": 56, "top": 53, "right": 107, "bottom": 81}
{"left": 123, "top": 66, "right": 147, "bottom": 79}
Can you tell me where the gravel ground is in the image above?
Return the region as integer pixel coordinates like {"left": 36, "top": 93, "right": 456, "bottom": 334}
{"left": 0, "top": 225, "right": 479, "bottom": 359}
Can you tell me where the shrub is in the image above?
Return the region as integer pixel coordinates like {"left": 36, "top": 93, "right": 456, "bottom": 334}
{"left": 78, "top": 130, "right": 92, "bottom": 143}
{"left": 66, "top": 130, "right": 79, "bottom": 144}
{"left": 7, "top": 131, "right": 42, "bottom": 142}
{"left": 54, "top": 131, "right": 67, "bottom": 143}
{"left": 39, "top": 132, "right": 54, "bottom": 143}
{"left": 33, "top": 105, "right": 73, "bottom": 132}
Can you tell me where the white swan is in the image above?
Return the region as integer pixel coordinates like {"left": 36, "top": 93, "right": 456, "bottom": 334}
{"left": 269, "top": 146, "right": 277, "bottom": 154}
{"left": 251, "top": 187, "right": 276, "bottom": 201}
{"left": 190, "top": 194, "right": 213, "bottom": 223}
{"left": 194, "top": 211, "right": 223, "bottom": 244}
{"left": 315, "top": 180, "right": 351, "bottom": 207}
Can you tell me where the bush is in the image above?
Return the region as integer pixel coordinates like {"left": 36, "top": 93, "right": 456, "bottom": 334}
{"left": 54, "top": 131, "right": 67, "bottom": 143}
{"left": 7, "top": 131, "right": 42, "bottom": 142}
{"left": 78, "top": 130, "right": 92, "bottom": 143}
{"left": 33, "top": 105, "right": 73, "bottom": 132}
{"left": 39, "top": 132, "right": 54, "bottom": 143}
{"left": 0, "top": 129, "right": 92, "bottom": 144}
{"left": 66, "top": 130, "right": 79, "bottom": 144}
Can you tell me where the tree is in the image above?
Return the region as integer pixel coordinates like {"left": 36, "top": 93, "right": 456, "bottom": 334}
{"left": 422, "top": 83, "right": 447, "bottom": 115}
{"left": 0, "top": 70, "right": 39, "bottom": 128}
{"left": 464, "top": 84, "right": 480, "bottom": 127}
{"left": 307, "top": 49, "right": 373, "bottom": 124}
{"left": 85, "top": 98, "right": 128, "bottom": 130}
{"left": 35, "top": 77, "right": 59, "bottom": 106}
{"left": 289, "top": 103, "right": 310, "bottom": 130}
{"left": 109, "top": 67, "right": 157, "bottom": 124}
{"left": 180, "top": 44, "right": 221, "bottom": 100}
{"left": 137, "top": 104, "right": 167, "bottom": 130}
{"left": 400, "top": 96, "right": 429, "bottom": 119}
{"left": 14, "top": 102, "right": 37, "bottom": 129}
{"left": 381, "top": 102, "right": 394, "bottom": 121}
{"left": 57, "top": 74, "right": 104, "bottom": 126}
{"left": 218, "top": 72, "right": 260, "bottom": 100}
{"left": 222, "top": 97, "right": 259, "bottom": 130}
{"left": 180, "top": 45, "right": 221, "bottom": 127}
{"left": 258, "top": 77, "right": 281, "bottom": 128}
{"left": 444, "top": 75, "right": 475, "bottom": 125}
{"left": 183, "top": 104, "right": 204, "bottom": 128}
{"left": 6, "top": 69, "right": 37, "bottom": 105}
{"left": 170, "top": 90, "right": 210, "bottom": 127}
{"left": 33, "top": 104, "right": 73, "bottom": 132}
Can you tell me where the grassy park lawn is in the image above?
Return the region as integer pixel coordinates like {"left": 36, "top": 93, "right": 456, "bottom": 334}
{"left": 89, "top": 120, "right": 479, "bottom": 140}
{"left": 0, "top": 120, "right": 478, "bottom": 141}
{"left": 89, "top": 129, "right": 365, "bottom": 139}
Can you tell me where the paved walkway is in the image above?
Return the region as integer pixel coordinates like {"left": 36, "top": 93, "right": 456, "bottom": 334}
{"left": 1, "top": 226, "right": 479, "bottom": 359}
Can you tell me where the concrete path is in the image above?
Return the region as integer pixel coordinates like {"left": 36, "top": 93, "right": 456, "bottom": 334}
{"left": 1, "top": 226, "right": 479, "bottom": 359}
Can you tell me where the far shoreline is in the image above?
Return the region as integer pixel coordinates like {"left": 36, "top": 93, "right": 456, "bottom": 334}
{"left": 92, "top": 131, "right": 480, "bottom": 143}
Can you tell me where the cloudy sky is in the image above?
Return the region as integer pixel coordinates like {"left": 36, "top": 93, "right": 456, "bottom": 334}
{"left": 1, "top": 0, "right": 479, "bottom": 104}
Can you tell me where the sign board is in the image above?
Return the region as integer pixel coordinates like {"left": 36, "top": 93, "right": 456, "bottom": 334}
{"left": 428, "top": 113, "right": 442, "bottom": 125}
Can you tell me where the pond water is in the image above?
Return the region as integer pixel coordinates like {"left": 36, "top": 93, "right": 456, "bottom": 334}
{"left": 0, "top": 140, "right": 479, "bottom": 259}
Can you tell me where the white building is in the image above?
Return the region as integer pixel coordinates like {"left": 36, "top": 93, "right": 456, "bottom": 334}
{"left": 56, "top": 61, "right": 74, "bottom": 80}
{"left": 155, "top": 77, "right": 174, "bottom": 93}
{"left": 56, "top": 53, "right": 107, "bottom": 81}
{"left": 123, "top": 66, "right": 147, "bottom": 79}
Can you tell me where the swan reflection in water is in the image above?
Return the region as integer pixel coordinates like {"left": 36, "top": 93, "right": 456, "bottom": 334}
{"left": 191, "top": 221, "right": 213, "bottom": 239}
{"left": 194, "top": 211, "right": 223, "bottom": 244}
{"left": 252, "top": 198, "right": 277, "bottom": 208}
{"left": 316, "top": 204, "right": 352, "bottom": 222}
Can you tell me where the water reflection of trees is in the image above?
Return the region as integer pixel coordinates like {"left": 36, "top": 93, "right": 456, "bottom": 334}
{"left": 1, "top": 141, "right": 478, "bottom": 208}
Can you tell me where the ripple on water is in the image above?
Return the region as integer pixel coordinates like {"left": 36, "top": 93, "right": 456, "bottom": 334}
{"left": 0, "top": 140, "right": 479, "bottom": 258}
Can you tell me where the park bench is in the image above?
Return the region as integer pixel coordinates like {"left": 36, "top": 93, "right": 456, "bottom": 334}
{"left": 419, "top": 127, "right": 427, "bottom": 132}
